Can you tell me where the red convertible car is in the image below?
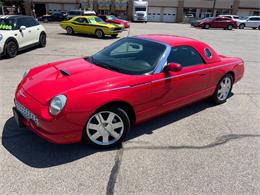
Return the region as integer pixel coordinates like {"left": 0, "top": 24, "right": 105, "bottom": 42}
{"left": 99, "top": 15, "right": 130, "bottom": 28}
{"left": 13, "top": 35, "right": 244, "bottom": 148}
{"left": 191, "top": 16, "right": 237, "bottom": 30}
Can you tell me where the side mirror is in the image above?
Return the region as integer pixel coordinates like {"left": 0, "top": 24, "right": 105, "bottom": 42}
{"left": 20, "top": 26, "right": 26, "bottom": 31}
{"left": 165, "top": 63, "right": 182, "bottom": 72}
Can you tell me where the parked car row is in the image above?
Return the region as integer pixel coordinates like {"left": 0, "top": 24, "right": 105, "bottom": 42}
{"left": 191, "top": 15, "right": 260, "bottom": 30}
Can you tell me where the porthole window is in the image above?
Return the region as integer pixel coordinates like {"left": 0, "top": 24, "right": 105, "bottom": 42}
{"left": 204, "top": 48, "right": 212, "bottom": 59}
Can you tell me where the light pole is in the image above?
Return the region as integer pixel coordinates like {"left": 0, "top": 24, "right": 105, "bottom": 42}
{"left": 212, "top": 0, "right": 216, "bottom": 17}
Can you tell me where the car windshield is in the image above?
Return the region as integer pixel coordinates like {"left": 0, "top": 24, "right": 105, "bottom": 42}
{"left": 0, "top": 19, "right": 15, "bottom": 30}
{"left": 88, "top": 17, "right": 104, "bottom": 23}
{"left": 234, "top": 16, "right": 240, "bottom": 19}
{"left": 107, "top": 15, "right": 117, "bottom": 20}
{"left": 86, "top": 37, "right": 166, "bottom": 75}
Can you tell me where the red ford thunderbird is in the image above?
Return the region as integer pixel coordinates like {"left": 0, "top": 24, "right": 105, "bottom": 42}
{"left": 13, "top": 35, "right": 244, "bottom": 148}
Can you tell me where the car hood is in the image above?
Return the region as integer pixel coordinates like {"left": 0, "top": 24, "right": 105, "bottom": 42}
{"left": 96, "top": 22, "right": 122, "bottom": 28}
{"left": 21, "top": 58, "right": 141, "bottom": 105}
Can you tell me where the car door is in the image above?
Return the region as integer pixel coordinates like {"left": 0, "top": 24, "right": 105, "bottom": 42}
{"left": 28, "top": 17, "right": 42, "bottom": 44}
{"left": 73, "top": 17, "right": 90, "bottom": 34}
{"left": 247, "top": 17, "right": 259, "bottom": 28}
{"left": 151, "top": 46, "right": 210, "bottom": 115}
{"left": 15, "top": 18, "right": 31, "bottom": 47}
{"left": 212, "top": 18, "right": 226, "bottom": 28}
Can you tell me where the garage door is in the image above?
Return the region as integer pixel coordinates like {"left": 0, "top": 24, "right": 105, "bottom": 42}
{"left": 148, "top": 7, "right": 161, "bottom": 22}
{"left": 64, "top": 4, "right": 78, "bottom": 12}
{"left": 48, "top": 3, "right": 62, "bottom": 13}
{"left": 163, "top": 8, "right": 176, "bottom": 23}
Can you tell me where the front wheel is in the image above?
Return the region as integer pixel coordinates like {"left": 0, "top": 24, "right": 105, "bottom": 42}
{"left": 83, "top": 107, "right": 130, "bottom": 148}
{"left": 204, "top": 24, "right": 210, "bottom": 29}
{"left": 5, "top": 41, "right": 18, "bottom": 58}
{"left": 239, "top": 23, "right": 245, "bottom": 29}
{"left": 95, "top": 29, "right": 104, "bottom": 38}
{"left": 213, "top": 74, "right": 233, "bottom": 104}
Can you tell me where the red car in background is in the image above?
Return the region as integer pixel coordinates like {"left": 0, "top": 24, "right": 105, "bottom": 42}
{"left": 13, "top": 35, "right": 244, "bottom": 148}
{"left": 191, "top": 16, "right": 237, "bottom": 30}
{"left": 99, "top": 15, "right": 130, "bottom": 28}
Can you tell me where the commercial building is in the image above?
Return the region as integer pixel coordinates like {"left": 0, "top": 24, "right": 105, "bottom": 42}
{"left": 5, "top": 0, "right": 260, "bottom": 22}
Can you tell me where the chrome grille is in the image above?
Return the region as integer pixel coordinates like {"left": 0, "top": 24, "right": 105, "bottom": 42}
{"left": 15, "top": 100, "right": 39, "bottom": 126}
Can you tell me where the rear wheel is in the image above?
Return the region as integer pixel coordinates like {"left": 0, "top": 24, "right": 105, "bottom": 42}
{"left": 239, "top": 23, "right": 245, "bottom": 29}
{"left": 39, "top": 32, "right": 47, "bottom": 47}
{"left": 5, "top": 40, "right": 18, "bottom": 58}
{"left": 227, "top": 24, "right": 233, "bottom": 30}
{"left": 66, "top": 26, "right": 74, "bottom": 35}
{"left": 213, "top": 74, "right": 233, "bottom": 104}
{"left": 258, "top": 26, "right": 260, "bottom": 30}
{"left": 95, "top": 29, "right": 104, "bottom": 38}
{"left": 83, "top": 107, "right": 130, "bottom": 148}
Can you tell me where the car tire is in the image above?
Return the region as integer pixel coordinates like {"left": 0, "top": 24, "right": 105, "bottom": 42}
{"left": 5, "top": 40, "right": 18, "bottom": 58}
{"left": 227, "top": 24, "right": 233, "bottom": 30}
{"left": 111, "top": 34, "right": 118, "bottom": 38}
{"left": 252, "top": 27, "right": 257, "bottom": 30}
{"left": 39, "top": 32, "right": 47, "bottom": 47}
{"left": 66, "top": 26, "right": 74, "bottom": 35}
{"left": 43, "top": 18, "right": 48, "bottom": 23}
{"left": 204, "top": 24, "right": 210, "bottom": 29}
{"left": 83, "top": 106, "right": 130, "bottom": 148}
{"left": 95, "top": 29, "right": 104, "bottom": 38}
{"left": 239, "top": 23, "right": 245, "bottom": 29}
{"left": 258, "top": 26, "right": 260, "bottom": 30}
{"left": 213, "top": 74, "right": 233, "bottom": 104}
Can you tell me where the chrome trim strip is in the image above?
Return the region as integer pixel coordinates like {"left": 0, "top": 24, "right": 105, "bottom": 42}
{"left": 90, "top": 61, "right": 240, "bottom": 94}
{"left": 151, "top": 61, "right": 240, "bottom": 83}
{"left": 90, "top": 86, "right": 131, "bottom": 94}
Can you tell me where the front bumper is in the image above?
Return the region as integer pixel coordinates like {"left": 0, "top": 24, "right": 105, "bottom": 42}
{"left": 13, "top": 89, "right": 85, "bottom": 144}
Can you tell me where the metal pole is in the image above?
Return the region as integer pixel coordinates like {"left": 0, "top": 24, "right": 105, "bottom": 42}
{"left": 212, "top": 0, "right": 216, "bottom": 17}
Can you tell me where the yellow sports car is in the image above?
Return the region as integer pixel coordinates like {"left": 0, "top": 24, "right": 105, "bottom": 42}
{"left": 60, "top": 16, "right": 124, "bottom": 38}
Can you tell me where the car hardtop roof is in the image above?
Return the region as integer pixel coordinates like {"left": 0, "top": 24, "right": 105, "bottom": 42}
{"left": 136, "top": 34, "right": 204, "bottom": 47}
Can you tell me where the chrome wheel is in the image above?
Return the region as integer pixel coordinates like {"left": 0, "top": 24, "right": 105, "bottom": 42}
{"left": 95, "top": 30, "right": 104, "bottom": 38}
{"left": 86, "top": 111, "right": 124, "bottom": 146}
{"left": 217, "top": 77, "right": 232, "bottom": 101}
{"left": 227, "top": 24, "right": 233, "bottom": 30}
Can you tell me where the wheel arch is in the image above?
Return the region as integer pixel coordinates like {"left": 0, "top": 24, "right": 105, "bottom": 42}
{"left": 4, "top": 37, "right": 19, "bottom": 51}
{"left": 225, "top": 71, "right": 235, "bottom": 81}
{"left": 96, "top": 101, "right": 136, "bottom": 125}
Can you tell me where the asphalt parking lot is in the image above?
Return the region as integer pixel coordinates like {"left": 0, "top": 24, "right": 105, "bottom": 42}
{"left": 0, "top": 22, "right": 260, "bottom": 195}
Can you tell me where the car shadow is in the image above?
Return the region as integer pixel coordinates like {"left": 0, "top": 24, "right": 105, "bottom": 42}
{"left": 2, "top": 98, "right": 218, "bottom": 168}
{"left": 0, "top": 45, "right": 42, "bottom": 60}
{"left": 58, "top": 33, "right": 120, "bottom": 40}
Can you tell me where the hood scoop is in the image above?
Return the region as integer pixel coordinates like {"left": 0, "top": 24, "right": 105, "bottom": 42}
{"left": 60, "top": 69, "right": 71, "bottom": 76}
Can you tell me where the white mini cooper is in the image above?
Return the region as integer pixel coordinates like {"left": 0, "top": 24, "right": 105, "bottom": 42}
{"left": 0, "top": 15, "right": 46, "bottom": 58}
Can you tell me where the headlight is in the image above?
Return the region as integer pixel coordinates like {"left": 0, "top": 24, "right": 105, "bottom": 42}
{"left": 49, "top": 95, "right": 67, "bottom": 116}
{"left": 22, "top": 70, "right": 30, "bottom": 79}
{"left": 0, "top": 34, "right": 3, "bottom": 41}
